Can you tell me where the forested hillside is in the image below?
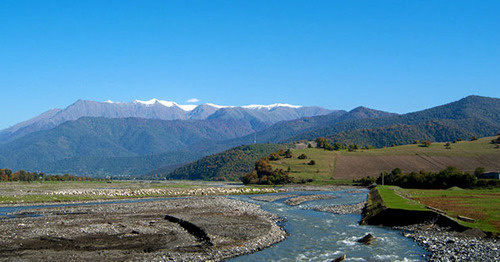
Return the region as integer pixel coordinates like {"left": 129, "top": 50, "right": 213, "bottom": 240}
{"left": 163, "top": 144, "right": 284, "bottom": 181}
{"left": 287, "top": 96, "right": 500, "bottom": 146}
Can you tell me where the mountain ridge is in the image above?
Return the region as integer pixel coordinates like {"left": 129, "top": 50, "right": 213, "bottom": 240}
{"left": 0, "top": 99, "right": 334, "bottom": 143}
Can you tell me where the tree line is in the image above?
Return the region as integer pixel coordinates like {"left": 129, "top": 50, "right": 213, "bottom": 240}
{"left": 0, "top": 168, "right": 102, "bottom": 182}
{"left": 354, "top": 166, "right": 499, "bottom": 189}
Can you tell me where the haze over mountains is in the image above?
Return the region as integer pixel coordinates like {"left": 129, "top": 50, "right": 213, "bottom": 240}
{"left": 0, "top": 95, "right": 498, "bottom": 177}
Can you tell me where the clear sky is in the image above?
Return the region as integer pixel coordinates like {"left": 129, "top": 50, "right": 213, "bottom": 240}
{"left": 1, "top": 0, "right": 498, "bottom": 129}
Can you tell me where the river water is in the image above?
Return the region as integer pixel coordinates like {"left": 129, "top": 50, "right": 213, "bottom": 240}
{"left": 230, "top": 189, "right": 428, "bottom": 262}
{"left": 0, "top": 189, "right": 428, "bottom": 261}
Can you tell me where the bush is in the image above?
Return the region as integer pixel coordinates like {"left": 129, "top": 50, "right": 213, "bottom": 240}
{"left": 354, "top": 176, "right": 376, "bottom": 186}
{"left": 308, "top": 160, "right": 316, "bottom": 165}
{"left": 298, "top": 154, "right": 308, "bottom": 159}
{"left": 375, "top": 167, "right": 477, "bottom": 189}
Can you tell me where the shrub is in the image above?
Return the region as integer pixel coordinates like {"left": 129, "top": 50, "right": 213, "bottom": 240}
{"left": 308, "top": 160, "right": 316, "bottom": 165}
{"left": 298, "top": 154, "right": 308, "bottom": 159}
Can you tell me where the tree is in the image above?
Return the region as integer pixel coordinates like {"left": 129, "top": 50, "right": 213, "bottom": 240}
{"left": 308, "top": 160, "right": 316, "bottom": 165}
{"left": 474, "top": 167, "right": 486, "bottom": 178}
{"left": 298, "top": 154, "right": 308, "bottom": 159}
{"left": 315, "top": 137, "right": 328, "bottom": 148}
{"left": 269, "top": 153, "right": 280, "bottom": 161}
{"left": 284, "top": 149, "right": 293, "bottom": 158}
{"left": 421, "top": 140, "right": 431, "bottom": 147}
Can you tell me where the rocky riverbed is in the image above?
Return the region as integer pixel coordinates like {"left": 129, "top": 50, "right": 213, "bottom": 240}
{"left": 284, "top": 194, "right": 337, "bottom": 206}
{"left": 0, "top": 197, "right": 287, "bottom": 261}
{"left": 395, "top": 224, "right": 499, "bottom": 261}
{"left": 250, "top": 194, "right": 297, "bottom": 202}
{"left": 48, "top": 186, "right": 283, "bottom": 198}
{"left": 312, "top": 202, "right": 366, "bottom": 214}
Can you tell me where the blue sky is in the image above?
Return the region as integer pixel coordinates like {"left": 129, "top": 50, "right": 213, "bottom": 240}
{"left": 1, "top": 1, "right": 498, "bottom": 129}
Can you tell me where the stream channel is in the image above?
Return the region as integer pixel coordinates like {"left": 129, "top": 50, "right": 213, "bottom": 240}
{"left": 0, "top": 189, "right": 428, "bottom": 261}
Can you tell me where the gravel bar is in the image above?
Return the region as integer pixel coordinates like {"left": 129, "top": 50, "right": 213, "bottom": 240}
{"left": 312, "top": 202, "right": 366, "bottom": 214}
{"left": 284, "top": 194, "right": 337, "bottom": 206}
{"left": 0, "top": 197, "right": 287, "bottom": 261}
{"left": 395, "top": 224, "right": 499, "bottom": 261}
{"left": 250, "top": 194, "right": 297, "bottom": 202}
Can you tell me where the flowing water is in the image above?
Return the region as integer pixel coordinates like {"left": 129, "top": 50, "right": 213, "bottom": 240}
{"left": 0, "top": 189, "right": 428, "bottom": 261}
{"left": 230, "top": 189, "right": 428, "bottom": 262}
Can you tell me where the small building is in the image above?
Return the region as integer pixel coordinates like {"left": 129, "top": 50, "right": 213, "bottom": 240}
{"left": 482, "top": 172, "right": 500, "bottom": 179}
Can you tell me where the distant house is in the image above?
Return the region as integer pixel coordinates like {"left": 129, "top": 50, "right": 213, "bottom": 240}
{"left": 482, "top": 172, "right": 500, "bottom": 179}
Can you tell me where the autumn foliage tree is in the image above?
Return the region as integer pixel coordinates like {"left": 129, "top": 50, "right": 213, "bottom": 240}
{"left": 241, "top": 155, "right": 294, "bottom": 185}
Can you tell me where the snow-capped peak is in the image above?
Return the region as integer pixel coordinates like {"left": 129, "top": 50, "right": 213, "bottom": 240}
{"left": 204, "top": 103, "right": 231, "bottom": 109}
{"left": 242, "top": 103, "right": 302, "bottom": 110}
{"left": 110, "top": 99, "right": 302, "bottom": 111}
{"left": 133, "top": 98, "right": 177, "bottom": 107}
{"left": 133, "top": 99, "right": 199, "bottom": 111}
{"left": 178, "top": 104, "right": 197, "bottom": 111}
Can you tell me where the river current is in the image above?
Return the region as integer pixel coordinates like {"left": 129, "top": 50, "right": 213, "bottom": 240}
{"left": 230, "top": 189, "right": 428, "bottom": 262}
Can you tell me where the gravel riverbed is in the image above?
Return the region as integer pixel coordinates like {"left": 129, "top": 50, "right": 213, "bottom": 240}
{"left": 312, "top": 202, "right": 366, "bottom": 214}
{"left": 284, "top": 194, "right": 337, "bottom": 206}
{"left": 0, "top": 197, "right": 287, "bottom": 261}
{"left": 395, "top": 224, "right": 499, "bottom": 261}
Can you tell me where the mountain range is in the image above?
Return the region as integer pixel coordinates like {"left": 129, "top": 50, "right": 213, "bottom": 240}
{"left": 0, "top": 95, "right": 498, "bottom": 178}
{"left": 0, "top": 99, "right": 334, "bottom": 144}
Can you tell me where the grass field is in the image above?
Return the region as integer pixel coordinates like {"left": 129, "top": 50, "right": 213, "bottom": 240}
{"left": 374, "top": 185, "right": 500, "bottom": 233}
{"left": 406, "top": 187, "right": 500, "bottom": 233}
{"left": 271, "top": 136, "right": 500, "bottom": 181}
{"left": 271, "top": 148, "right": 339, "bottom": 182}
{"left": 376, "top": 186, "right": 427, "bottom": 211}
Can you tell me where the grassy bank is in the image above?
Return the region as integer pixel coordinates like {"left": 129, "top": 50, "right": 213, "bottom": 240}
{"left": 406, "top": 187, "right": 500, "bottom": 233}
{"left": 372, "top": 186, "right": 499, "bottom": 233}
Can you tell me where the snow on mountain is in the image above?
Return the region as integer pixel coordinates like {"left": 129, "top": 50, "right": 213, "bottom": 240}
{"left": 0, "top": 99, "right": 334, "bottom": 143}
{"left": 242, "top": 103, "right": 302, "bottom": 110}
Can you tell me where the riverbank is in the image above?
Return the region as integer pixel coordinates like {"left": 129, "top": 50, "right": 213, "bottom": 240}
{"left": 0, "top": 197, "right": 287, "bottom": 261}
{"left": 396, "top": 224, "right": 499, "bottom": 261}
{"left": 361, "top": 186, "right": 500, "bottom": 261}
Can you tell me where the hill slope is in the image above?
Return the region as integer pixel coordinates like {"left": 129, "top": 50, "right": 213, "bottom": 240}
{"left": 287, "top": 96, "right": 500, "bottom": 145}
{"left": 0, "top": 117, "right": 257, "bottom": 172}
{"left": 162, "top": 144, "right": 284, "bottom": 181}
{"left": 270, "top": 136, "right": 500, "bottom": 182}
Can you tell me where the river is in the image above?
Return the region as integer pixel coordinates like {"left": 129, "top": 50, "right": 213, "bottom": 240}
{"left": 0, "top": 189, "right": 428, "bottom": 261}
{"left": 230, "top": 189, "right": 428, "bottom": 261}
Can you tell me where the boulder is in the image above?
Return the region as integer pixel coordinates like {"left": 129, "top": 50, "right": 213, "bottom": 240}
{"left": 332, "top": 254, "right": 346, "bottom": 262}
{"left": 357, "top": 233, "right": 376, "bottom": 245}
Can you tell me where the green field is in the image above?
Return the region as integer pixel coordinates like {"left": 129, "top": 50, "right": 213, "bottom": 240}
{"left": 271, "top": 148, "right": 340, "bottom": 182}
{"left": 341, "top": 136, "right": 498, "bottom": 157}
{"left": 270, "top": 136, "right": 499, "bottom": 182}
{"left": 374, "top": 185, "right": 500, "bottom": 233}
{"left": 407, "top": 187, "right": 500, "bottom": 233}
{"left": 376, "top": 186, "right": 427, "bottom": 211}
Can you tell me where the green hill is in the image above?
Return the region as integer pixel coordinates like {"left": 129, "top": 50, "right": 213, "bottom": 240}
{"left": 270, "top": 136, "right": 500, "bottom": 182}
{"left": 286, "top": 95, "right": 500, "bottom": 145}
{"left": 163, "top": 144, "right": 284, "bottom": 181}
